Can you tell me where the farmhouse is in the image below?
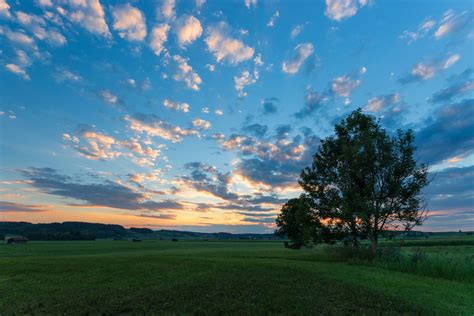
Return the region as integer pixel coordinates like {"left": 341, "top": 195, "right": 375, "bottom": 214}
{"left": 6, "top": 236, "right": 28, "bottom": 244}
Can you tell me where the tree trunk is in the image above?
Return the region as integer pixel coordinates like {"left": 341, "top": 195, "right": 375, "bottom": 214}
{"left": 370, "top": 236, "right": 378, "bottom": 260}
{"left": 352, "top": 235, "right": 359, "bottom": 248}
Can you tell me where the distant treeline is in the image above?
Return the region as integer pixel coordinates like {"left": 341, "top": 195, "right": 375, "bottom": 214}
{"left": 0, "top": 222, "right": 129, "bottom": 240}
{"left": 0, "top": 222, "right": 283, "bottom": 241}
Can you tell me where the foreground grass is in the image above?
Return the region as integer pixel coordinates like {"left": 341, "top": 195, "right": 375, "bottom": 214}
{"left": 0, "top": 241, "right": 473, "bottom": 315}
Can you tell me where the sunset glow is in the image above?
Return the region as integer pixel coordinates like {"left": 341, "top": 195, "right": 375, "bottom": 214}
{"left": 1, "top": 0, "right": 473, "bottom": 232}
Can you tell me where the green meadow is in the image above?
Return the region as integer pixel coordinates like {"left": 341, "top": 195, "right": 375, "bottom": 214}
{"left": 1, "top": 239, "right": 473, "bottom": 315}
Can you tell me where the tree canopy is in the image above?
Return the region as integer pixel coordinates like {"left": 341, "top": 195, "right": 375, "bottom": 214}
{"left": 276, "top": 109, "right": 429, "bottom": 256}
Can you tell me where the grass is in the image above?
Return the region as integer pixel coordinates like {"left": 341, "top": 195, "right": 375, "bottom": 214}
{"left": 319, "top": 242, "right": 474, "bottom": 282}
{"left": 378, "top": 245, "right": 474, "bottom": 282}
{"left": 381, "top": 236, "right": 474, "bottom": 247}
{"left": 0, "top": 240, "right": 473, "bottom": 315}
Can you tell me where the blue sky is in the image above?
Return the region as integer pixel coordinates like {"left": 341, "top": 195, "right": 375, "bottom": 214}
{"left": 0, "top": 0, "right": 473, "bottom": 233}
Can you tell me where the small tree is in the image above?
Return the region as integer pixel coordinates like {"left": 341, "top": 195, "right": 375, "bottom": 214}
{"left": 275, "top": 196, "right": 318, "bottom": 248}
{"left": 298, "top": 109, "right": 429, "bottom": 258}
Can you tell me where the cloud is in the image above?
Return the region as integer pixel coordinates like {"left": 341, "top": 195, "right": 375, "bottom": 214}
{"left": 442, "top": 54, "right": 461, "bottom": 69}
{"left": 35, "top": 0, "right": 53, "bottom": 8}
{"left": 120, "top": 140, "right": 162, "bottom": 165}
{"left": 35, "top": 28, "right": 66, "bottom": 46}
{"left": 98, "top": 89, "right": 125, "bottom": 108}
{"left": 295, "top": 69, "right": 365, "bottom": 117}
{"left": 195, "top": 0, "right": 206, "bottom": 9}
{"left": 242, "top": 123, "right": 268, "bottom": 138}
{"left": 174, "top": 15, "right": 202, "bottom": 47}
{"left": 157, "top": 0, "right": 175, "bottom": 21}
{"left": 180, "top": 162, "right": 240, "bottom": 201}
{"left": 15, "top": 12, "right": 46, "bottom": 28}
{"left": 99, "top": 90, "right": 118, "bottom": 104}
{"left": 0, "top": 201, "right": 48, "bottom": 213}
{"left": 16, "top": 11, "right": 67, "bottom": 46}
{"left": 163, "top": 99, "right": 190, "bottom": 113}
{"left": 363, "top": 93, "right": 405, "bottom": 128}
{"left": 205, "top": 22, "right": 254, "bottom": 64}
{"left": 399, "top": 54, "right": 461, "bottom": 84}
{"left": 18, "top": 167, "right": 182, "bottom": 212}
{"left": 63, "top": 129, "right": 120, "bottom": 161}
{"left": 64, "top": 127, "right": 163, "bottom": 165}
{"left": 244, "top": 0, "right": 257, "bottom": 9}
{"left": 63, "top": 0, "right": 111, "bottom": 37}
{"left": 262, "top": 98, "right": 278, "bottom": 115}
{"left": 267, "top": 11, "right": 279, "bottom": 27}
{"left": 331, "top": 75, "right": 362, "bottom": 98}
{"left": 295, "top": 88, "right": 329, "bottom": 118}
{"left": 128, "top": 172, "right": 163, "bottom": 186}
{"left": 240, "top": 215, "right": 276, "bottom": 223}
{"left": 234, "top": 69, "right": 259, "bottom": 98}
{"left": 430, "top": 68, "right": 474, "bottom": 104}
{"left": 54, "top": 67, "right": 82, "bottom": 82}
{"left": 423, "top": 210, "right": 474, "bottom": 231}
{"left": 213, "top": 125, "right": 320, "bottom": 188}
{"left": 424, "top": 165, "right": 474, "bottom": 214}
{"left": 254, "top": 54, "right": 263, "bottom": 67}
{"left": 192, "top": 119, "right": 211, "bottom": 130}
{"left": 1, "top": 24, "right": 62, "bottom": 80}
{"left": 325, "top": 0, "right": 368, "bottom": 22}
{"left": 15, "top": 11, "right": 66, "bottom": 46}
{"left": 416, "top": 99, "right": 474, "bottom": 165}
{"left": 137, "top": 213, "right": 177, "bottom": 220}
{"left": 0, "top": 0, "right": 11, "bottom": 18}
{"left": 14, "top": 49, "right": 31, "bottom": 66}
{"left": 282, "top": 43, "right": 314, "bottom": 74}
{"left": 0, "top": 110, "right": 17, "bottom": 120}
{"left": 215, "top": 109, "right": 224, "bottom": 116}
{"left": 149, "top": 23, "right": 170, "bottom": 56}
{"left": 205, "top": 64, "right": 215, "bottom": 72}
{"left": 410, "top": 63, "right": 437, "bottom": 81}
{"left": 196, "top": 202, "right": 273, "bottom": 213}
{"left": 111, "top": 4, "right": 147, "bottom": 41}
{"left": 364, "top": 93, "right": 401, "bottom": 112}
{"left": 290, "top": 23, "right": 306, "bottom": 39}
{"left": 178, "top": 163, "right": 282, "bottom": 219}
{"left": 399, "top": 11, "right": 472, "bottom": 45}
{"left": 399, "top": 19, "right": 436, "bottom": 44}
{"left": 434, "top": 10, "right": 472, "bottom": 40}
{"left": 5, "top": 63, "right": 30, "bottom": 80}
{"left": 125, "top": 113, "right": 200, "bottom": 143}
{"left": 2, "top": 28, "right": 37, "bottom": 49}
{"left": 172, "top": 54, "right": 202, "bottom": 90}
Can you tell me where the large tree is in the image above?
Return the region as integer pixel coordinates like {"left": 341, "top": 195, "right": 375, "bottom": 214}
{"left": 279, "top": 109, "right": 429, "bottom": 257}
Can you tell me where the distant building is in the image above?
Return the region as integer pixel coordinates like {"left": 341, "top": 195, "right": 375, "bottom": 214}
{"left": 6, "top": 236, "right": 28, "bottom": 244}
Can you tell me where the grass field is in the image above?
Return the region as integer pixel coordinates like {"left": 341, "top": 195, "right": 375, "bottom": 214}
{"left": 1, "top": 239, "right": 473, "bottom": 315}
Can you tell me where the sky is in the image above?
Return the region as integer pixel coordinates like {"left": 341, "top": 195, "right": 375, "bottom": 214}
{"left": 0, "top": 0, "right": 473, "bottom": 233}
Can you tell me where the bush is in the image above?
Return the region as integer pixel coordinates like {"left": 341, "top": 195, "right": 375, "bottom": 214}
{"left": 377, "top": 246, "right": 403, "bottom": 263}
{"left": 284, "top": 241, "right": 304, "bottom": 249}
{"left": 317, "top": 244, "right": 474, "bottom": 282}
{"left": 376, "top": 247, "right": 474, "bottom": 282}
{"left": 409, "top": 248, "right": 426, "bottom": 264}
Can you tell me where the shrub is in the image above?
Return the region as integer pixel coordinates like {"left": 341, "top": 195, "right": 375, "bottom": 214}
{"left": 318, "top": 244, "right": 474, "bottom": 282}
{"left": 410, "top": 248, "right": 426, "bottom": 264}
{"left": 377, "top": 246, "right": 403, "bottom": 263}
